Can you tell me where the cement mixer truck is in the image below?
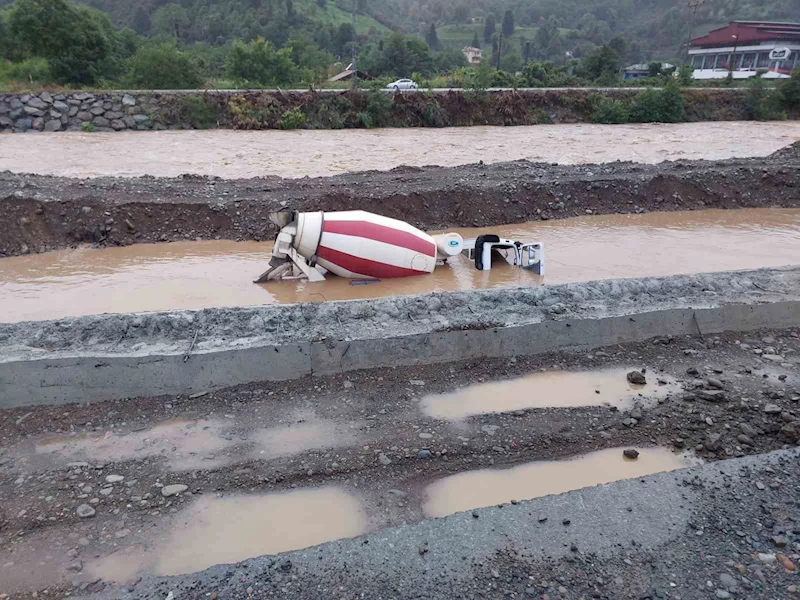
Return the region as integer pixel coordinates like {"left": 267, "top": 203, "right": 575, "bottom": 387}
{"left": 255, "top": 210, "right": 543, "bottom": 283}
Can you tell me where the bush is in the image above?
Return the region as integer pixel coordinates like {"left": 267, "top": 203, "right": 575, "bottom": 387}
{"left": 590, "top": 96, "right": 629, "bottom": 124}
{"left": 778, "top": 69, "right": 800, "bottom": 110}
{"left": 180, "top": 95, "right": 216, "bottom": 128}
{"left": 629, "top": 82, "right": 684, "bottom": 123}
{"left": 126, "top": 43, "right": 203, "bottom": 89}
{"left": 361, "top": 89, "right": 392, "bottom": 127}
{"left": 422, "top": 101, "right": 448, "bottom": 127}
{"left": 0, "top": 57, "right": 52, "bottom": 85}
{"left": 744, "top": 77, "right": 785, "bottom": 121}
{"left": 80, "top": 121, "right": 96, "bottom": 132}
{"left": 279, "top": 107, "right": 306, "bottom": 129}
{"left": 226, "top": 38, "right": 297, "bottom": 87}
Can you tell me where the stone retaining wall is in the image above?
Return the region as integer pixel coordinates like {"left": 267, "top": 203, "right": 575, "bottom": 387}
{"left": 0, "top": 91, "right": 153, "bottom": 132}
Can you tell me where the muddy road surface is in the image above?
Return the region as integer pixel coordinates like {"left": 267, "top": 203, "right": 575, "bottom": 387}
{"left": 0, "top": 327, "right": 798, "bottom": 598}
{"left": 2, "top": 208, "right": 799, "bottom": 322}
{"left": 1, "top": 122, "right": 799, "bottom": 179}
{"left": 2, "top": 143, "right": 800, "bottom": 258}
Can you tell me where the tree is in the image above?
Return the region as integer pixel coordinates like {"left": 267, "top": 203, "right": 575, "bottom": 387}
{"left": 471, "top": 31, "right": 480, "bottom": 49}
{"left": 425, "top": 23, "right": 440, "bottom": 50}
{"left": 132, "top": 5, "right": 151, "bottom": 35}
{"left": 648, "top": 61, "right": 662, "bottom": 77}
{"left": 434, "top": 47, "right": 467, "bottom": 72}
{"left": 523, "top": 40, "right": 531, "bottom": 64}
{"left": 453, "top": 4, "right": 469, "bottom": 23}
{"left": 9, "top": 0, "right": 113, "bottom": 84}
{"left": 126, "top": 43, "right": 203, "bottom": 88}
{"left": 578, "top": 45, "right": 620, "bottom": 81}
{"left": 152, "top": 3, "right": 189, "bottom": 40}
{"left": 483, "top": 14, "right": 495, "bottom": 43}
{"left": 502, "top": 9, "right": 514, "bottom": 37}
{"left": 316, "top": 0, "right": 326, "bottom": 8}
{"left": 226, "top": 37, "right": 297, "bottom": 86}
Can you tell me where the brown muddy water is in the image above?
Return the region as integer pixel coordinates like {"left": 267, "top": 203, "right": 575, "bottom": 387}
{"left": 420, "top": 367, "right": 678, "bottom": 420}
{"left": 1, "top": 122, "right": 799, "bottom": 178}
{"left": 422, "top": 447, "right": 697, "bottom": 518}
{"left": 86, "top": 487, "right": 368, "bottom": 580}
{"left": 2, "top": 208, "right": 800, "bottom": 322}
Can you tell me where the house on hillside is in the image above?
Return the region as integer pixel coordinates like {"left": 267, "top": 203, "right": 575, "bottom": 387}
{"left": 623, "top": 63, "right": 674, "bottom": 79}
{"left": 462, "top": 46, "right": 483, "bottom": 65}
{"left": 689, "top": 21, "right": 800, "bottom": 79}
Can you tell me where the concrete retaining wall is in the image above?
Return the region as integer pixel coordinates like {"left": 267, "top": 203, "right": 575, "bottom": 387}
{"left": 2, "top": 267, "right": 799, "bottom": 407}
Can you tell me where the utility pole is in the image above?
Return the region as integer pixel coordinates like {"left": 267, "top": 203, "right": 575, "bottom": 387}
{"left": 727, "top": 33, "right": 739, "bottom": 78}
{"left": 685, "top": 0, "right": 704, "bottom": 64}
{"left": 351, "top": 0, "right": 358, "bottom": 89}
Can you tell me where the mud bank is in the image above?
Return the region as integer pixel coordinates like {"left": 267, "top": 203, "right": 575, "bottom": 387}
{"left": 1, "top": 145, "right": 800, "bottom": 257}
{"left": 2, "top": 267, "right": 799, "bottom": 407}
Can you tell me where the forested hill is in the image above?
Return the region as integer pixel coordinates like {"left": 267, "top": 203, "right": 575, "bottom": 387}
{"left": 12, "top": 0, "right": 797, "bottom": 60}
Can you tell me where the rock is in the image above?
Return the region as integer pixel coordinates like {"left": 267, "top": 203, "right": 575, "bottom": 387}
{"left": 133, "top": 114, "right": 150, "bottom": 122}
{"left": 15, "top": 118, "right": 33, "bottom": 131}
{"left": 630, "top": 407, "right": 643, "bottom": 420}
{"left": 706, "top": 378, "right": 724, "bottom": 389}
{"left": 715, "top": 590, "right": 731, "bottom": 599}
{"left": 764, "top": 404, "right": 782, "bottom": 414}
{"left": 53, "top": 100, "right": 69, "bottom": 112}
{"left": 697, "top": 390, "right": 726, "bottom": 402}
{"left": 76, "top": 504, "right": 96, "bottom": 518}
{"left": 89, "top": 106, "right": 106, "bottom": 116}
{"left": 736, "top": 434, "right": 754, "bottom": 446}
{"left": 418, "top": 432, "right": 433, "bottom": 439}
{"left": 740, "top": 423, "right": 759, "bottom": 437}
{"left": 23, "top": 105, "right": 44, "bottom": 117}
{"left": 780, "top": 423, "right": 799, "bottom": 442}
{"left": 705, "top": 433, "right": 723, "bottom": 451}
{"left": 39, "top": 91, "right": 53, "bottom": 104}
{"left": 418, "top": 449, "right": 432, "bottom": 459}
{"left": 105, "top": 111, "right": 124, "bottom": 120}
{"left": 66, "top": 560, "right": 83, "bottom": 573}
{"left": 105, "top": 474, "right": 124, "bottom": 483}
{"left": 626, "top": 371, "right": 646, "bottom": 385}
{"left": 481, "top": 425, "right": 499, "bottom": 436}
{"left": 755, "top": 481, "right": 765, "bottom": 490}
{"left": 757, "top": 553, "right": 776, "bottom": 563}
{"left": 44, "top": 119, "right": 62, "bottom": 132}
{"left": 161, "top": 484, "right": 188, "bottom": 497}
{"left": 76, "top": 111, "right": 93, "bottom": 121}
{"left": 777, "top": 553, "right": 796, "bottom": 572}
{"left": 623, "top": 449, "right": 640, "bottom": 459}
{"left": 719, "top": 573, "right": 737, "bottom": 590}
{"left": 27, "top": 97, "right": 48, "bottom": 110}
{"left": 110, "top": 119, "right": 126, "bottom": 131}
{"left": 762, "top": 354, "right": 784, "bottom": 362}
{"left": 378, "top": 453, "right": 391, "bottom": 466}
{"left": 686, "top": 367, "right": 699, "bottom": 376}
{"left": 92, "top": 116, "right": 110, "bottom": 128}
{"left": 123, "top": 116, "right": 137, "bottom": 128}
{"left": 122, "top": 94, "right": 136, "bottom": 106}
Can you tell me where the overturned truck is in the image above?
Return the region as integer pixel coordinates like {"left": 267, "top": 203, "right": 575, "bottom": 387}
{"left": 255, "top": 210, "right": 544, "bottom": 283}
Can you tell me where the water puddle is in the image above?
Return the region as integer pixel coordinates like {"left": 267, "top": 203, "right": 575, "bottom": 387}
{"left": 88, "top": 487, "right": 368, "bottom": 580}
{"left": 420, "top": 368, "right": 678, "bottom": 420}
{"left": 252, "top": 421, "right": 360, "bottom": 460}
{"left": 422, "top": 447, "right": 696, "bottom": 518}
{"left": 1, "top": 122, "right": 798, "bottom": 178}
{"left": 2, "top": 208, "right": 799, "bottom": 322}
{"left": 34, "top": 419, "right": 231, "bottom": 471}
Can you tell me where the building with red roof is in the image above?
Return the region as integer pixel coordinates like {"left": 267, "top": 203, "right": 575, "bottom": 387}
{"left": 689, "top": 21, "right": 800, "bottom": 79}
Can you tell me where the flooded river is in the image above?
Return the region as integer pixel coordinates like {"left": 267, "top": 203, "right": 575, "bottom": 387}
{"left": 2, "top": 208, "right": 799, "bottom": 322}
{"left": 1, "top": 122, "right": 798, "bottom": 179}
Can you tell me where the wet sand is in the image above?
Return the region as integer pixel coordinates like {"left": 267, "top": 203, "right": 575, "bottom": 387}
{"left": 1, "top": 122, "right": 798, "bottom": 179}
{"left": 1, "top": 208, "right": 799, "bottom": 322}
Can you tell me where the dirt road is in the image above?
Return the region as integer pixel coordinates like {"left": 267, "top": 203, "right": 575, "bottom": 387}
{"left": 1, "top": 122, "right": 799, "bottom": 179}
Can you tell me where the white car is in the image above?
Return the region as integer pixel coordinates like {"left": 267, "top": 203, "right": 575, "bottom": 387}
{"left": 387, "top": 78, "right": 418, "bottom": 91}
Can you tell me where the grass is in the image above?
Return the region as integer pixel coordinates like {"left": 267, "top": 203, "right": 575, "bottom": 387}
{"left": 292, "top": 0, "right": 389, "bottom": 33}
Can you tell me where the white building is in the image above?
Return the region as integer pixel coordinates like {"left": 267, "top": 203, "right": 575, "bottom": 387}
{"left": 689, "top": 21, "right": 800, "bottom": 80}
{"left": 462, "top": 46, "right": 482, "bottom": 65}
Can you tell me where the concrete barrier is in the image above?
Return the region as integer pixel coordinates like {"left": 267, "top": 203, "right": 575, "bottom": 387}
{"left": 1, "top": 276, "right": 798, "bottom": 407}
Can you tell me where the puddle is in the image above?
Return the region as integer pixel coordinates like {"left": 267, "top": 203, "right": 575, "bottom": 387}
{"left": 34, "top": 419, "right": 231, "bottom": 471}
{"left": 2, "top": 208, "right": 800, "bottom": 322}
{"left": 85, "top": 547, "right": 148, "bottom": 584}
{"left": 420, "top": 368, "right": 678, "bottom": 420}
{"left": 1, "top": 122, "right": 799, "bottom": 178}
{"left": 422, "top": 447, "right": 696, "bottom": 518}
{"left": 252, "top": 421, "right": 359, "bottom": 459}
{"left": 157, "top": 488, "right": 367, "bottom": 575}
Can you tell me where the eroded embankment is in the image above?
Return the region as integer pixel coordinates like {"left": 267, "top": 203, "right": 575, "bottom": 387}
{"left": 2, "top": 266, "right": 799, "bottom": 407}
{"left": 1, "top": 145, "right": 799, "bottom": 257}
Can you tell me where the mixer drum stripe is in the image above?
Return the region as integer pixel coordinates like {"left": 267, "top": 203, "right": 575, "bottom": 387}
{"left": 322, "top": 220, "right": 436, "bottom": 257}
{"left": 317, "top": 246, "right": 424, "bottom": 278}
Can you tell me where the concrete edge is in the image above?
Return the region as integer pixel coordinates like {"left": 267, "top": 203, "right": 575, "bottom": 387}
{"left": 2, "top": 299, "right": 798, "bottom": 407}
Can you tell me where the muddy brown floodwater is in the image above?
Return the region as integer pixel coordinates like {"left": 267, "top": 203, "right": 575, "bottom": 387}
{"left": 421, "top": 447, "right": 697, "bottom": 518}
{"left": 419, "top": 367, "right": 679, "bottom": 420}
{"left": 1, "top": 208, "right": 799, "bottom": 322}
{"left": 1, "top": 122, "right": 799, "bottom": 178}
